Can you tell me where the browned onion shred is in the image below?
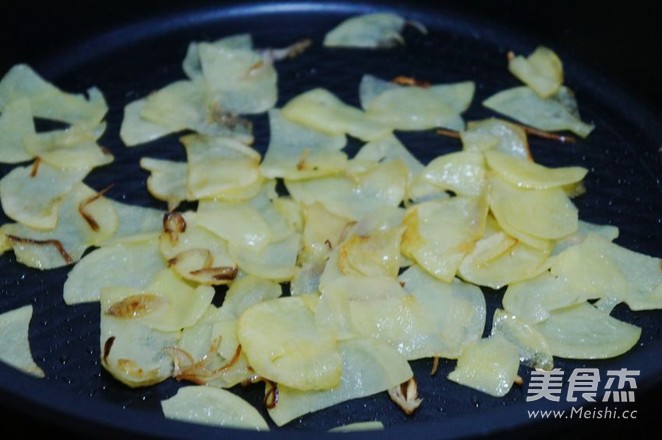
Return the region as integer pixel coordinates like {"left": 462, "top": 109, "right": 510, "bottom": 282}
{"left": 30, "top": 158, "right": 41, "bottom": 177}
{"left": 388, "top": 378, "right": 422, "bottom": 415}
{"left": 521, "top": 125, "right": 576, "bottom": 143}
{"left": 189, "top": 265, "right": 239, "bottom": 281}
{"left": 79, "top": 183, "right": 114, "bottom": 231}
{"left": 5, "top": 234, "right": 74, "bottom": 264}
{"left": 163, "top": 212, "right": 186, "bottom": 245}
{"left": 167, "top": 338, "right": 243, "bottom": 384}
{"left": 430, "top": 357, "right": 440, "bottom": 376}
{"left": 263, "top": 380, "right": 279, "bottom": 409}
{"left": 391, "top": 75, "right": 431, "bottom": 88}
{"left": 103, "top": 336, "right": 116, "bottom": 363}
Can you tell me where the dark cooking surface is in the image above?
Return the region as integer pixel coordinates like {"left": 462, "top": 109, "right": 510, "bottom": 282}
{"left": 1, "top": 1, "right": 661, "bottom": 438}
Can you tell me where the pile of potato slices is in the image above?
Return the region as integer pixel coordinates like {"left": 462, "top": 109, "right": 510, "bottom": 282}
{"left": 1, "top": 12, "right": 661, "bottom": 432}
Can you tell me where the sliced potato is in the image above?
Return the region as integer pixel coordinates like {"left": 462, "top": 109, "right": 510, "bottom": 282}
{"left": 228, "top": 233, "right": 301, "bottom": 282}
{"left": 461, "top": 118, "right": 531, "bottom": 159}
{"left": 161, "top": 385, "right": 269, "bottom": 430}
{"left": 237, "top": 295, "right": 342, "bottom": 391}
{"left": 412, "top": 151, "right": 486, "bottom": 198}
{"left": 491, "top": 309, "right": 553, "bottom": 370}
{"left": 323, "top": 13, "right": 413, "bottom": 48}
{"left": 0, "top": 97, "right": 35, "bottom": 163}
{"left": 0, "top": 304, "right": 44, "bottom": 378}
{"left": 139, "top": 157, "right": 189, "bottom": 210}
{"left": 119, "top": 99, "right": 177, "bottom": 147}
{"left": 508, "top": 46, "right": 564, "bottom": 98}
{"left": 485, "top": 150, "right": 587, "bottom": 189}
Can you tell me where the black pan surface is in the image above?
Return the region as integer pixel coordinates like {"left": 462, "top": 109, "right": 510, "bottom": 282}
{"left": 1, "top": 1, "right": 661, "bottom": 439}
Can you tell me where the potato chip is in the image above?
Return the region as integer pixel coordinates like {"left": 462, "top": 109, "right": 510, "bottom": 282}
{"left": 183, "top": 34, "right": 253, "bottom": 79}
{"left": 485, "top": 150, "right": 587, "bottom": 189}
{"left": 228, "top": 233, "right": 301, "bottom": 281}
{"left": 0, "top": 97, "right": 35, "bottom": 164}
{"left": 162, "top": 385, "right": 269, "bottom": 430}
{"left": 461, "top": 118, "right": 531, "bottom": 159}
{"left": 323, "top": 12, "right": 423, "bottom": 48}
{"left": 119, "top": 99, "right": 177, "bottom": 147}
{"left": 508, "top": 46, "right": 564, "bottom": 98}
{"left": 412, "top": 151, "right": 486, "bottom": 198}
{"left": 447, "top": 334, "right": 520, "bottom": 397}
{"left": 328, "top": 421, "right": 384, "bottom": 432}
{"left": 139, "top": 157, "right": 188, "bottom": 211}
{"left": 0, "top": 304, "right": 44, "bottom": 378}
{"left": 491, "top": 309, "right": 553, "bottom": 370}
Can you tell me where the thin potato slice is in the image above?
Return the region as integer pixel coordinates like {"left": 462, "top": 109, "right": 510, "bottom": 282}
{"left": 508, "top": 46, "right": 564, "bottom": 98}
{"left": 0, "top": 162, "right": 90, "bottom": 230}
{"left": 401, "top": 196, "right": 487, "bottom": 282}
{"left": 2, "top": 183, "right": 118, "bottom": 269}
{"left": 237, "top": 295, "right": 342, "bottom": 391}
{"left": 0, "top": 304, "right": 44, "bottom": 378}
{"left": 447, "top": 334, "right": 520, "bottom": 397}
{"left": 323, "top": 13, "right": 423, "bottom": 48}
{"left": 360, "top": 75, "right": 475, "bottom": 131}
{"left": 412, "top": 151, "right": 486, "bottom": 198}
{"left": 105, "top": 200, "right": 164, "bottom": 245}
{"left": 0, "top": 64, "right": 107, "bottom": 125}
{"left": 260, "top": 109, "right": 347, "bottom": 180}
{"left": 228, "top": 233, "right": 301, "bottom": 281}
{"left": 491, "top": 309, "right": 553, "bottom": 370}
{"left": 267, "top": 338, "right": 413, "bottom": 427}
{"left": 488, "top": 174, "right": 578, "bottom": 240}
{"left": 534, "top": 302, "right": 641, "bottom": 359}
{"left": 485, "top": 150, "right": 587, "bottom": 189}
{"left": 63, "top": 238, "right": 165, "bottom": 305}
{"left": 338, "top": 226, "right": 404, "bottom": 278}
{"left": 119, "top": 99, "right": 177, "bottom": 147}
{"left": 354, "top": 133, "right": 424, "bottom": 184}
{"left": 161, "top": 385, "right": 269, "bottom": 431}
{"left": 461, "top": 118, "right": 531, "bottom": 159}
{"left": 300, "top": 202, "right": 352, "bottom": 264}
{"left": 0, "top": 97, "right": 35, "bottom": 163}
{"left": 552, "top": 219, "right": 619, "bottom": 256}
{"left": 483, "top": 86, "right": 594, "bottom": 138}
{"left": 281, "top": 88, "right": 391, "bottom": 141}
{"left": 328, "top": 421, "right": 384, "bottom": 432}
{"left": 139, "top": 157, "right": 189, "bottom": 211}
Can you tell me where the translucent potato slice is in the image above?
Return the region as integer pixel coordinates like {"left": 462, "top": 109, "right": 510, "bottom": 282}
{"left": 328, "top": 421, "right": 384, "bottom": 432}
{"left": 483, "top": 86, "right": 594, "bottom": 138}
{"left": 24, "top": 132, "right": 113, "bottom": 172}
{"left": 491, "top": 309, "right": 553, "bottom": 370}
{"left": 0, "top": 64, "right": 107, "bottom": 125}
{"left": 119, "top": 99, "right": 177, "bottom": 147}
{"left": 237, "top": 295, "right": 342, "bottom": 391}
{"left": 553, "top": 233, "right": 662, "bottom": 310}
{"left": 281, "top": 88, "right": 391, "bottom": 141}
{"left": 534, "top": 302, "right": 641, "bottom": 359}
{"left": 487, "top": 174, "right": 578, "bottom": 240}
{"left": 0, "top": 162, "right": 89, "bottom": 229}
{"left": 161, "top": 385, "right": 269, "bottom": 431}
{"left": 461, "top": 118, "right": 531, "bottom": 159}
{"left": 401, "top": 196, "right": 487, "bottom": 282}
{"left": 63, "top": 238, "right": 165, "bottom": 304}
{"left": 412, "top": 151, "right": 486, "bottom": 198}
{"left": 485, "top": 150, "right": 587, "bottom": 189}
{"left": 197, "top": 200, "right": 271, "bottom": 253}
{"left": 508, "top": 46, "right": 564, "bottom": 98}
{"left": 0, "top": 304, "right": 44, "bottom": 378}
{"left": 323, "top": 12, "right": 422, "bottom": 48}
{"left": 267, "top": 338, "right": 413, "bottom": 427}
{"left": 139, "top": 157, "right": 189, "bottom": 211}
{"left": 354, "top": 133, "right": 424, "bottom": 183}
{"left": 398, "top": 265, "right": 486, "bottom": 358}
{"left": 182, "top": 34, "right": 253, "bottom": 79}
{"left": 0, "top": 97, "right": 35, "bottom": 163}
{"left": 260, "top": 109, "right": 347, "bottom": 180}
{"left": 447, "top": 334, "right": 520, "bottom": 397}
{"left": 105, "top": 200, "right": 165, "bottom": 244}
{"left": 222, "top": 275, "right": 282, "bottom": 319}
{"left": 181, "top": 134, "right": 261, "bottom": 200}
{"left": 338, "top": 226, "right": 404, "bottom": 278}
{"left": 140, "top": 79, "right": 206, "bottom": 133}
{"left": 228, "top": 233, "right": 301, "bottom": 281}
{"left": 285, "top": 159, "right": 408, "bottom": 221}
{"left": 552, "top": 219, "right": 619, "bottom": 256}
{"left": 198, "top": 40, "right": 277, "bottom": 115}
{"left": 360, "top": 75, "right": 475, "bottom": 131}
{"left": 2, "top": 183, "right": 118, "bottom": 269}
{"left": 100, "top": 286, "right": 179, "bottom": 388}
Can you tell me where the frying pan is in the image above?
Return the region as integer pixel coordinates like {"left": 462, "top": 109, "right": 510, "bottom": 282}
{"left": 1, "top": 1, "right": 661, "bottom": 438}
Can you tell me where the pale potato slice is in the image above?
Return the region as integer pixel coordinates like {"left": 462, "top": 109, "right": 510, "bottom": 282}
{"left": 338, "top": 226, "right": 404, "bottom": 278}
{"left": 0, "top": 304, "right": 44, "bottom": 378}
{"left": 228, "top": 233, "right": 300, "bottom": 281}
{"left": 412, "top": 151, "right": 486, "bottom": 198}
{"left": 483, "top": 86, "right": 594, "bottom": 138}
{"left": 105, "top": 200, "right": 164, "bottom": 245}
{"left": 300, "top": 202, "right": 352, "bottom": 264}
{"left": 0, "top": 64, "right": 107, "bottom": 125}
{"left": 2, "top": 183, "right": 118, "bottom": 269}
{"left": 399, "top": 265, "right": 486, "bottom": 359}
{"left": 447, "top": 334, "right": 520, "bottom": 397}
{"left": 401, "top": 196, "right": 487, "bottom": 282}
{"left": 328, "top": 421, "right": 384, "bottom": 432}
{"left": 534, "top": 302, "right": 641, "bottom": 359}
{"left": 182, "top": 134, "right": 261, "bottom": 200}
{"left": 198, "top": 41, "right": 277, "bottom": 115}
{"left": 23, "top": 124, "right": 113, "bottom": 171}
{"left": 197, "top": 200, "right": 271, "bottom": 253}
{"left": 182, "top": 34, "right": 253, "bottom": 79}
{"left": 488, "top": 174, "right": 578, "bottom": 240}
{"left": 552, "top": 219, "right": 619, "bottom": 256}
{"left": 281, "top": 88, "right": 391, "bottom": 141}
{"left": 139, "top": 157, "right": 189, "bottom": 211}
{"left": 360, "top": 75, "right": 474, "bottom": 131}
{"left": 140, "top": 79, "right": 206, "bottom": 133}
{"left": 267, "top": 338, "right": 412, "bottom": 427}
{"left": 508, "top": 46, "right": 564, "bottom": 98}
{"left": 0, "top": 162, "right": 89, "bottom": 230}
{"left": 491, "top": 309, "right": 553, "bottom": 370}
{"left": 260, "top": 109, "right": 347, "bottom": 180}
{"left": 0, "top": 97, "right": 35, "bottom": 163}
{"left": 63, "top": 237, "right": 165, "bottom": 305}
{"left": 161, "top": 385, "right": 269, "bottom": 431}
{"left": 461, "top": 118, "right": 531, "bottom": 159}
{"left": 354, "top": 133, "right": 424, "bottom": 183}
{"left": 485, "top": 150, "right": 587, "bottom": 189}
{"left": 119, "top": 99, "right": 177, "bottom": 147}
{"left": 285, "top": 159, "right": 408, "bottom": 221}
{"left": 502, "top": 271, "right": 586, "bottom": 324}
{"left": 237, "top": 295, "right": 342, "bottom": 391}
{"left": 158, "top": 211, "right": 236, "bottom": 285}
{"left": 323, "top": 12, "right": 423, "bottom": 48}
{"left": 100, "top": 287, "right": 179, "bottom": 388}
